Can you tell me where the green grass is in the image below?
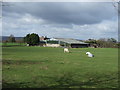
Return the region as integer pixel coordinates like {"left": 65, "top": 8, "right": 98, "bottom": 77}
{"left": 1, "top": 43, "right": 26, "bottom": 47}
{"left": 2, "top": 47, "right": 118, "bottom": 88}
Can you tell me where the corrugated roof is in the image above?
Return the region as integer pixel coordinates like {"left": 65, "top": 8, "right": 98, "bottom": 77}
{"left": 55, "top": 38, "right": 89, "bottom": 44}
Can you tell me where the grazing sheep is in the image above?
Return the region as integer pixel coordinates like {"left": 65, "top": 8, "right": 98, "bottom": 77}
{"left": 27, "top": 44, "right": 29, "bottom": 46}
{"left": 86, "top": 52, "right": 94, "bottom": 57}
{"left": 64, "top": 48, "right": 69, "bottom": 53}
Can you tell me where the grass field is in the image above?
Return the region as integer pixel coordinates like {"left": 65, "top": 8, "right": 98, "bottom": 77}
{"left": 2, "top": 47, "right": 118, "bottom": 88}
{"left": 0, "top": 43, "right": 26, "bottom": 47}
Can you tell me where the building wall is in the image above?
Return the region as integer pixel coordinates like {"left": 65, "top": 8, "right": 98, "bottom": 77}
{"left": 40, "top": 36, "right": 45, "bottom": 41}
{"left": 46, "top": 44, "right": 60, "bottom": 47}
{"left": 71, "top": 44, "right": 89, "bottom": 48}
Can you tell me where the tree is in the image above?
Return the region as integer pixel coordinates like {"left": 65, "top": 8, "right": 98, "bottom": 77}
{"left": 24, "top": 33, "right": 40, "bottom": 46}
{"left": 107, "top": 38, "right": 117, "bottom": 43}
{"left": 8, "top": 34, "right": 16, "bottom": 43}
{"left": 24, "top": 34, "right": 31, "bottom": 43}
{"left": 96, "top": 38, "right": 117, "bottom": 48}
{"left": 85, "top": 39, "right": 97, "bottom": 48}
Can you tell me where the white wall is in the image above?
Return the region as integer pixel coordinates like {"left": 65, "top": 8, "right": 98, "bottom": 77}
{"left": 46, "top": 44, "right": 60, "bottom": 47}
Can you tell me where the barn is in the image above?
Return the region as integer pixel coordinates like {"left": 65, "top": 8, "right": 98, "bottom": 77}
{"left": 39, "top": 37, "right": 89, "bottom": 48}
{"left": 55, "top": 38, "right": 89, "bottom": 48}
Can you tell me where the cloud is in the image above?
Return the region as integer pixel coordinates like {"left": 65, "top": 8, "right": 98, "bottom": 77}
{"left": 2, "top": 2, "right": 118, "bottom": 40}
{"left": 71, "top": 20, "right": 118, "bottom": 39}
{"left": 2, "top": 2, "right": 116, "bottom": 25}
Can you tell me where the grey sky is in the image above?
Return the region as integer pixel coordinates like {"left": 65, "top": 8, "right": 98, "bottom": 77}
{"left": 2, "top": 2, "right": 118, "bottom": 40}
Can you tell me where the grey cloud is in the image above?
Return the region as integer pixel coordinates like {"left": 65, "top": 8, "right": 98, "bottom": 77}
{"left": 2, "top": 2, "right": 116, "bottom": 25}
{"left": 2, "top": 2, "right": 118, "bottom": 40}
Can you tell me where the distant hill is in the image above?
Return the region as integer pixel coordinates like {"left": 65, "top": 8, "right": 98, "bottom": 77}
{"left": 0, "top": 36, "right": 24, "bottom": 42}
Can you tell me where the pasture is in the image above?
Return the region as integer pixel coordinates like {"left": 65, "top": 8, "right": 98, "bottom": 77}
{"left": 2, "top": 47, "right": 118, "bottom": 88}
{"left": 0, "top": 43, "right": 26, "bottom": 47}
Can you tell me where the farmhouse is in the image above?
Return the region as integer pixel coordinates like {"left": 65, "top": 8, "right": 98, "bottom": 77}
{"left": 55, "top": 38, "right": 89, "bottom": 48}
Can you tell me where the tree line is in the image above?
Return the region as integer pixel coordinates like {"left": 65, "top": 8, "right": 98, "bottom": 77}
{"left": 85, "top": 38, "right": 119, "bottom": 48}
{"left": 3, "top": 33, "right": 120, "bottom": 48}
{"left": 4, "top": 33, "right": 40, "bottom": 46}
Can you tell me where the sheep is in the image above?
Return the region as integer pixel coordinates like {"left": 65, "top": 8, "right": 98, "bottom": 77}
{"left": 86, "top": 52, "right": 94, "bottom": 57}
{"left": 64, "top": 48, "right": 69, "bottom": 53}
{"left": 27, "top": 44, "right": 29, "bottom": 46}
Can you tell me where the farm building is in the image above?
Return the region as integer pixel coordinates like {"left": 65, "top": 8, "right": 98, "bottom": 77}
{"left": 39, "top": 37, "right": 60, "bottom": 47}
{"left": 55, "top": 38, "right": 89, "bottom": 48}
{"left": 39, "top": 37, "right": 89, "bottom": 48}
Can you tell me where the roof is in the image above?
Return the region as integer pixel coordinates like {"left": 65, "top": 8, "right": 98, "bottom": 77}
{"left": 55, "top": 38, "right": 89, "bottom": 44}
{"left": 49, "top": 38, "right": 57, "bottom": 41}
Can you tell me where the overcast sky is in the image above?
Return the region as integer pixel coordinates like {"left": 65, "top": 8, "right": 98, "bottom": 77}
{"left": 2, "top": 2, "right": 118, "bottom": 40}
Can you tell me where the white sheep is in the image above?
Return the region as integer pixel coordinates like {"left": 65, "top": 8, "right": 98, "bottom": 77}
{"left": 64, "top": 48, "right": 69, "bottom": 53}
{"left": 27, "top": 44, "right": 29, "bottom": 46}
{"left": 86, "top": 52, "right": 94, "bottom": 57}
